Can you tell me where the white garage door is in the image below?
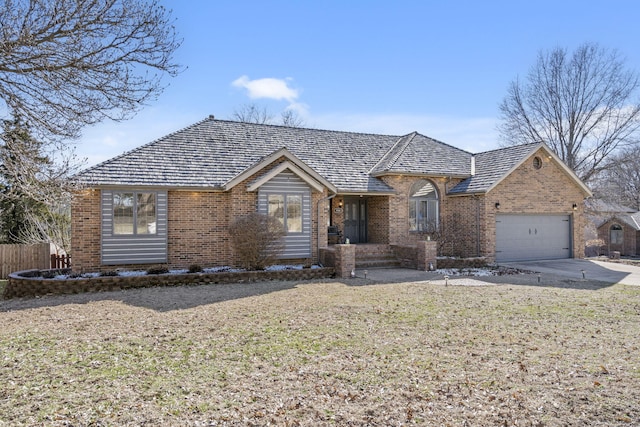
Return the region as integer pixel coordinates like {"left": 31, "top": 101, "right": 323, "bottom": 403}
{"left": 496, "top": 214, "right": 571, "bottom": 262}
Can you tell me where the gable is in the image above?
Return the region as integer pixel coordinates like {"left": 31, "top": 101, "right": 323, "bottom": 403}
{"left": 224, "top": 148, "right": 334, "bottom": 193}
{"left": 597, "top": 213, "right": 640, "bottom": 232}
{"left": 449, "top": 143, "right": 592, "bottom": 197}
{"left": 370, "top": 132, "right": 472, "bottom": 177}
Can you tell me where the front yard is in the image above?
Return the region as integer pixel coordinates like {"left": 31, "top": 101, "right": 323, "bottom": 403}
{"left": 1, "top": 278, "right": 639, "bottom": 426}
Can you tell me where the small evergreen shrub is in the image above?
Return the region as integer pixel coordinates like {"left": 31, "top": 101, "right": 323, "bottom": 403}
{"left": 146, "top": 266, "right": 169, "bottom": 275}
{"left": 188, "top": 264, "right": 203, "bottom": 273}
{"left": 100, "top": 270, "right": 118, "bottom": 277}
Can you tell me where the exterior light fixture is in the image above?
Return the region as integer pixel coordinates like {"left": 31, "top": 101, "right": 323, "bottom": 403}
{"left": 495, "top": 202, "right": 500, "bottom": 209}
{"left": 572, "top": 203, "right": 578, "bottom": 210}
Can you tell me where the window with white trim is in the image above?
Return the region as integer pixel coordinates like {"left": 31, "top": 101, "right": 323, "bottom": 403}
{"left": 268, "top": 193, "right": 302, "bottom": 233}
{"left": 409, "top": 180, "right": 439, "bottom": 232}
{"left": 113, "top": 192, "right": 157, "bottom": 235}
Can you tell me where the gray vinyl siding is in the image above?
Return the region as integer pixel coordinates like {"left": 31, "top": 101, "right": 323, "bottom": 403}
{"left": 257, "top": 171, "right": 312, "bottom": 258}
{"left": 101, "top": 190, "right": 168, "bottom": 265}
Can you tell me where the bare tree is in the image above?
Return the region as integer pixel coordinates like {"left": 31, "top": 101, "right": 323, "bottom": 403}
{"left": 231, "top": 103, "right": 306, "bottom": 127}
{"left": 280, "top": 109, "right": 306, "bottom": 127}
{"left": 0, "top": 0, "right": 181, "bottom": 141}
{"left": 595, "top": 146, "right": 640, "bottom": 210}
{"left": 231, "top": 104, "right": 275, "bottom": 125}
{"left": 499, "top": 43, "right": 640, "bottom": 183}
{"left": 0, "top": 116, "right": 78, "bottom": 250}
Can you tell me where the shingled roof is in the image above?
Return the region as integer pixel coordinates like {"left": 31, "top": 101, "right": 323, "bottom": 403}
{"left": 448, "top": 143, "right": 542, "bottom": 194}
{"left": 76, "top": 117, "right": 474, "bottom": 193}
{"left": 75, "top": 116, "right": 588, "bottom": 196}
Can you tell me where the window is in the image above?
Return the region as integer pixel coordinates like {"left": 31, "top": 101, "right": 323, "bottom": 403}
{"left": 610, "top": 224, "right": 623, "bottom": 245}
{"left": 533, "top": 156, "right": 543, "bottom": 169}
{"left": 113, "top": 192, "right": 157, "bottom": 235}
{"left": 268, "top": 193, "right": 302, "bottom": 233}
{"left": 409, "top": 180, "right": 439, "bottom": 232}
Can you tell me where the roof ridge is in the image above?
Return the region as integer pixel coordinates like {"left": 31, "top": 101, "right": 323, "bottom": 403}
{"left": 476, "top": 142, "right": 542, "bottom": 156}
{"left": 368, "top": 132, "right": 417, "bottom": 173}
{"left": 413, "top": 132, "right": 474, "bottom": 155}
{"left": 214, "top": 117, "right": 404, "bottom": 138}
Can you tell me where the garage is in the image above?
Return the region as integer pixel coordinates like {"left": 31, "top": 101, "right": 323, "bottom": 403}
{"left": 496, "top": 214, "right": 572, "bottom": 262}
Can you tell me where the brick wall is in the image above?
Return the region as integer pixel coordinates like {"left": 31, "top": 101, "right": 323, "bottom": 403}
{"left": 367, "top": 196, "right": 389, "bottom": 243}
{"left": 597, "top": 218, "right": 638, "bottom": 256}
{"left": 72, "top": 149, "right": 589, "bottom": 270}
{"left": 442, "top": 195, "right": 484, "bottom": 257}
{"left": 72, "top": 159, "right": 331, "bottom": 272}
{"left": 168, "top": 190, "right": 234, "bottom": 267}
{"left": 380, "top": 176, "right": 451, "bottom": 246}
{"left": 481, "top": 148, "right": 588, "bottom": 260}
{"left": 70, "top": 189, "right": 101, "bottom": 272}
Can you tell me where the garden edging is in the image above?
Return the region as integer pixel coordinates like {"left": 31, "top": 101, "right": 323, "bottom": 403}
{"left": 3, "top": 267, "right": 335, "bottom": 299}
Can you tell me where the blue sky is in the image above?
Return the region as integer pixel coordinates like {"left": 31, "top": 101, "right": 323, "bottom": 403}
{"left": 77, "top": 0, "right": 640, "bottom": 167}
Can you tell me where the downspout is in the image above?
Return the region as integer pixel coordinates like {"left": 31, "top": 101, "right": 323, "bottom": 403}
{"left": 317, "top": 193, "right": 336, "bottom": 265}
{"left": 470, "top": 156, "right": 480, "bottom": 257}
{"left": 475, "top": 194, "right": 481, "bottom": 257}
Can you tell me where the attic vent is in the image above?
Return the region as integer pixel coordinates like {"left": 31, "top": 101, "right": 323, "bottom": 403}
{"left": 533, "top": 156, "right": 542, "bottom": 169}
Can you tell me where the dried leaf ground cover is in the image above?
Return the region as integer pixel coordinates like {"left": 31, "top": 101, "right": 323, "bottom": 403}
{"left": 1, "top": 277, "right": 639, "bottom": 426}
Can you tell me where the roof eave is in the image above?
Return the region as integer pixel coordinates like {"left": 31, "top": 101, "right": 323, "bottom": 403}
{"left": 75, "top": 184, "right": 226, "bottom": 192}
{"left": 336, "top": 190, "right": 398, "bottom": 196}
{"left": 370, "top": 171, "right": 471, "bottom": 179}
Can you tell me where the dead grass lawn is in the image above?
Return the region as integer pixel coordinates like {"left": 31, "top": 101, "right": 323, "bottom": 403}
{"left": 1, "top": 278, "right": 639, "bottom": 426}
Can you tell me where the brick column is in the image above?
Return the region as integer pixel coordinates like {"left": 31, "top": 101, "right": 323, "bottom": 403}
{"left": 416, "top": 240, "right": 437, "bottom": 271}
{"left": 334, "top": 244, "right": 356, "bottom": 278}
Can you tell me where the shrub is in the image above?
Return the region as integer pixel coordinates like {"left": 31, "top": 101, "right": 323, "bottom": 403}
{"left": 100, "top": 270, "right": 118, "bottom": 277}
{"left": 188, "top": 264, "right": 203, "bottom": 273}
{"left": 229, "top": 212, "right": 285, "bottom": 270}
{"left": 146, "top": 265, "right": 169, "bottom": 275}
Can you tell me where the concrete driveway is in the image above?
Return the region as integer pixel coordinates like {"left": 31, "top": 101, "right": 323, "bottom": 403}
{"left": 501, "top": 258, "right": 640, "bottom": 286}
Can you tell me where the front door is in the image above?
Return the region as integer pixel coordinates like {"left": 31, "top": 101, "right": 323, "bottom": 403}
{"left": 343, "top": 197, "right": 367, "bottom": 243}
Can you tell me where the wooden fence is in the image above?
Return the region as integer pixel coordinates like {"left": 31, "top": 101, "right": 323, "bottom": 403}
{"left": 0, "top": 243, "right": 58, "bottom": 279}
{"left": 51, "top": 253, "right": 71, "bottom": 269}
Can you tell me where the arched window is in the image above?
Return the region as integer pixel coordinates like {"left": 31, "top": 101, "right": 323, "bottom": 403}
{"left": 610, "top": 224, "right": 624, "bottom": 245}
{"left": 409, "top": 179, "right": 439, "bottom": 232}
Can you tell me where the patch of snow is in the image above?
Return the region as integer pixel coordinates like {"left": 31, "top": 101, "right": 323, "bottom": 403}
{"left": 265, "top": 264, "right": 304, "bottom": 271}
{"left": 43, "top": 264, "right": 320, "bottom": 280}
{"left": 117, "top": 270, "right": 147, "bottom": 277}
{"left": 437, "top": 268, "right": 495, "bottom": 277}
{"left": 202, "top": 266, "right": 243, "bottom": 273}
{"left": 83, "top": 272, "right": 101, "bottom": 278}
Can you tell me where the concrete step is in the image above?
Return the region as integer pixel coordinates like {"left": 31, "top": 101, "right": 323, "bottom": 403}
{"left": 356, "top": 258, "right": 402, "bottom": 268}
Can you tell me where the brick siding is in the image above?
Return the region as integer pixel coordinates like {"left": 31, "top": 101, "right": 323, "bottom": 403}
{"left": 482, "top": 148, "right": 587, "bottom": 260}
{"left": 597, "top": 219, "right": 639, "bottom": 256}
{"left": 70, "top": 189, "right": 101, "bottom": 272}
{"left": 71, "top": 157, "right": 331, "bottom": 272}
{"left": 72, "top": 149, "right": 588, "bottom": 271}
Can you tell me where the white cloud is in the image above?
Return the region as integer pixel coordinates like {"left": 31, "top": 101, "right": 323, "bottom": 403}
{"left": 285, "top": 101, "right": 310, "bottom": 117}
{"left": 232, "top": 75, "right": 299, "bottom": 102}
